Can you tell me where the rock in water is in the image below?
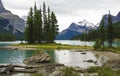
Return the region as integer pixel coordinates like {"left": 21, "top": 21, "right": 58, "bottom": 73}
{"left": 23, "top": 52, "right": 51, "bottom": 64}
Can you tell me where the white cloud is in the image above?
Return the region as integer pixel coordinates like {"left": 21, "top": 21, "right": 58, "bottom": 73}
{"left": 2, "top": 0, "right": 35, "bottom": 9}
{"left": 1, "top": 0, "right": 120, "bottom": 32}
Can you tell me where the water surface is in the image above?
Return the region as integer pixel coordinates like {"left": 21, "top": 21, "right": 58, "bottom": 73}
{"left": 0, "top": 49, "right": 108, "bottom": 69}
{"left": 0, "top": 40, "right": 119, "bottom": 76}
{"left": 0, "top": 49, "right": 35, "bottom": 64}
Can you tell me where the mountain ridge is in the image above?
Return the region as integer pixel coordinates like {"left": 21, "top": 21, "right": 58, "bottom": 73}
{"left": 56, "top": 20, "right": 97, "bottom": 40}
{"left": 56, "top": 11, "right": 120, "bottom": 40}
{"left": 0, "top": 0, "right": 25, "bottom": 39}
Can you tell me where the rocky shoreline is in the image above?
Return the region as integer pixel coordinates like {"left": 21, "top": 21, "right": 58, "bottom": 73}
{"left": 0, "top": 46, "right": 37, "bottom": 50}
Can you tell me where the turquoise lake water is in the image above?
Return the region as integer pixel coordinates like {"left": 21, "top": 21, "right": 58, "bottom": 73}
{"left": 0, "top": 40, "right": 119, "bottom": 76}
{"left": 0, "top": 41, "right": 114, "bottom": 68}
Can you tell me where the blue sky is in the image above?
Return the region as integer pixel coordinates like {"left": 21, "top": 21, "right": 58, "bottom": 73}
{"left": 2, "top": 0, "right": 120, "bottom": 32}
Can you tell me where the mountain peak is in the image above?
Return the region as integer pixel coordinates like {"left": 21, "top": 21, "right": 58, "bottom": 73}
{"left": 78, "top": 20, "right": 94, "bottom": 27}
{"left": 0, "top": 0, "right": 10, "bottom": 13}
{"left": 117, "top": 11, "right": 120, "bottom": 16}
{"left": 116, "top": 11, "right": 120, "bottom": 20}
{"left": 56, "top": 20, "right": 98, "bottom": 40}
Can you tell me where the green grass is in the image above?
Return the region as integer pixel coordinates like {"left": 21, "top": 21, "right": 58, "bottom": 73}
{"left": 87, "top": 66, "right": 100, "bottom": 73}
{"left": 13, "top": 43, "right": 120, "bottom": 54}
{"left": 87, "top": 66, "right": 120, "bottom": 76}
{"left": 62, "top": 67, "right": 79, "bottom": 76}
{"left": 95, "top": 47, "right": 120, "bottom": 54}
{"left": 14, "top": 43, "right": 93, "bottom": 50}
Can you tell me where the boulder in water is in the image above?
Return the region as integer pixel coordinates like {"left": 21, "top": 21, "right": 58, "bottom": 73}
{"left": 23, "top": 52, "right": 51, "bottom": 64}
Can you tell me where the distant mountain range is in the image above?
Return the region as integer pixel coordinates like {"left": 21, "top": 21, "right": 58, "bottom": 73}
{"left": 0, "top": 0, "right": 25, "bottom": 39}
{"left": 56, "top": 11, "right": 120, "bottom": 40}
{"left": 56, "top": 20, "right": 98, "bottom": 40}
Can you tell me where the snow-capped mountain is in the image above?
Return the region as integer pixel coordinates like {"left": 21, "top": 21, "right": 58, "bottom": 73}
{"left": 56, "top": 20, "right": 97, "bottom": 40}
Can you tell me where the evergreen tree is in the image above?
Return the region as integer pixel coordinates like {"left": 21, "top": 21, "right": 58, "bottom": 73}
{"left": 51, "top": 12, "right": 59, "bottom": 43}
{"left": 107, "top": 11, "right": 114, "bottom": 47}
{"left": 47, "top": 7, "right": 51, "bottom": 43}
{"left": 37, "top": 7, "right": 42, "bottom": 43}
{"left": 33, "top": 3, "right": 37, "bottom": 43}
{"left": 25, "top": 7, "right": 34, "bottom": 44}
{"left": 99, "top": 18, "right": 105, "bottom": 49}
{"left": 43, "top": 2, "right": 48, "bottom": 43}
{"left": 25, "top": 2, "right": 59, "bottom": 44}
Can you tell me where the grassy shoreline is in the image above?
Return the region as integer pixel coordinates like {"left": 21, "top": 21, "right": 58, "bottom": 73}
{"left": 2, "top": 43, "right": 120, "bottom": 54}
{"left": 9, "top": 42, "right": 120, "bottom": 52}
{"left": 11, "top": 43, "right": 93, "bottom": 50}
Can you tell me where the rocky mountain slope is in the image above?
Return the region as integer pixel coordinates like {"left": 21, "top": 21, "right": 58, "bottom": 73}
{"left": 56, "top": 20, "right": 97, "bottom": 40}
{"left": 0, "top": 0, "right": 25, "bottom": 39}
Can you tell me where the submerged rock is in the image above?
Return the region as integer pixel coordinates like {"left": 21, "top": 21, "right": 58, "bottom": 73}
{"left": 81, "top": 52, "right": 87, "bottom": 55}
{"left": 84, "top": 60, "right": 98, "bottom": 65}
{"left": 23, "top": 52, "right": 51, "bottom": 64}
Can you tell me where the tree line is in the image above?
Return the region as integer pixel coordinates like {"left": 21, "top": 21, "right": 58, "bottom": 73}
{"left": 0, "top": 33, "right": 15, "bottom": 41}
{"left": 25, "top": 2, "right": 59, "bottom": 44}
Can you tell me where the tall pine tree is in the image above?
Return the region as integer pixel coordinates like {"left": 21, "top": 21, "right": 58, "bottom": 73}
{"left": 33, "top": 3, "right": 37, "bottom": 43}
{"left": 47, "top": 7, "right": 51, "bottom": 43}
{"left": 107, "top": 11, "right": 114, "bottom": 47}
{"left": 51, "top": 12, "right": 59, "bottom": 43}
{"left": 37, "top": 7, "right": 42, "bottom": 43}
{"left": 43, "top": 2, "right": 48, "bottom": 43}
{"left": 25, "top": 7, "right": 34, "bottom": 44}
{"left": 99, "top": 17, "right": 105, "bottom": 49}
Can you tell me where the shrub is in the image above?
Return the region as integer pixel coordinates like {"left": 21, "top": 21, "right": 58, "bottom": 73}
{"left": 87, "top": 66, "right": 100, "bottom": 73}
{"left": 62, "top": 67, "right": 79, "bottom": 76}
{"left": 98, "top": 66, "right": 117, "bottom": 76}
{"left": 93, "top": 39, "right": 101, "bottom": 50}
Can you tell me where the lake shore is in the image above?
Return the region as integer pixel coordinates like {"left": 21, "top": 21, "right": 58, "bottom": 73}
{"left": 1, "top": 43, "right": 120, "bottom": 60}
{"left": 1, "top": 43, "right": 93, "bottom": 50}
{"left": 1, "top": 43, "right": 120, "bottom": 75}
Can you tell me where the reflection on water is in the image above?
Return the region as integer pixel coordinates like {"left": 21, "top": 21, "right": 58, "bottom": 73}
{"left": 53, "top": 50, "right": 108, "bottom": 68}
{"left": 0, "top": 49, "right": 35, "bottom": 65}
{"left": 0, "top": 40, "right": 118, "bottom": 76}
{"left": 55, "top": 40, "right": 94, "bottom": 46}
{"left": 0, "top": 49, "right": 109, "bottom": 76}
{"left": 0, "top": 49, "right": 108, "bottom": 69}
